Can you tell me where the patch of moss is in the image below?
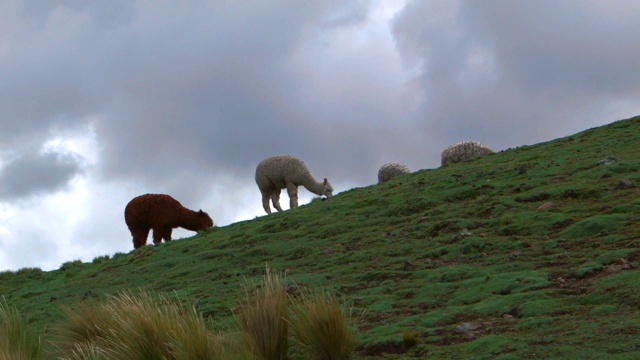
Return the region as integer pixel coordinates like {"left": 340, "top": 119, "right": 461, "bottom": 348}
{"left": 596, "top": 249, "right": 635, "bottom": 265}
{"left": 590, "top": 305, "right": 617, "bottom": 316}
{"left": 610, "top": 200, "right": 640, "bottom": 214}
{"left": 463, "top": 335, "right": 518, "bottom": 358}
{"left": 517, "top": 317, "right": 553, "bottom": 330}
{"left": 560, "top": 214, "right": 628, "bottom": 239}
{"left": 518, "top": 298, "right": 563, "bottom": 317}
{"left": 575, "top": 261, "right": 605, "bottom": 278}
{"left": 603, "top": 235, "right": 626, "bottom": 244}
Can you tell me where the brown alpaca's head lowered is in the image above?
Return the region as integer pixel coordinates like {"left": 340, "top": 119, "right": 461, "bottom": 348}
{"left": 194, "top": 209, "right": 214, "bottom": 231}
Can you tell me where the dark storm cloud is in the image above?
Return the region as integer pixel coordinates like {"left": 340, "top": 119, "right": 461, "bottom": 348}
{"left": 86, "top": 0, "right": 395, "bottom": 189}
{"left": 0, "top": 150, "right": 82, "bottom": 200}
{"left": 2, "top": 0, "right": 639, "bottom": 199}
{"left": 392, "top": 0, "right": 640, "bottom": 151}
{"left": 462, "top": 1, "right": 640, "bottom": 94}
{"left": 1, "top": 0, "right": 390, "bottom": 201}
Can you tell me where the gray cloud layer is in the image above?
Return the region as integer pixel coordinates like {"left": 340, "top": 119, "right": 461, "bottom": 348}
{"left": 1, "top": 0, "right": 639, "bottom": 270}
{"left": 393, "top": 0, "right": 640, "bottom": 149}
{"left": 0, "top": 151, "right": 81, "bottom": 201}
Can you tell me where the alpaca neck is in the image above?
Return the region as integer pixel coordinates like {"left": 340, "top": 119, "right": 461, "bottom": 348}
{"left": 301, "top": 175, "right": 326, "bottom": 196}
{"left": 179, "top": 210, "right": 203, "bottom": 231}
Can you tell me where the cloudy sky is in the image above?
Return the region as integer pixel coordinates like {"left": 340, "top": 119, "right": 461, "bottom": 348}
{"left": 1, "top": 0, "right": 639, "bottom": 272}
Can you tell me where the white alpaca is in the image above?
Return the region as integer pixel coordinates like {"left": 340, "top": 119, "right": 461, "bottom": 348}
{"left": 255, "top": 156, "right": 334, "bottom": 214}
{"left": 441, "top": 141, "right": 494, "bottom": 166}
{"left": 378, "top": 163, "right": 411, "bottom": 183}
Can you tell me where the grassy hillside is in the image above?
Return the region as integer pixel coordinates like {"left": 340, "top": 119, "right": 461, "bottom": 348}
{"left": 2, "top": 116, "right": 640, "bottom": 359}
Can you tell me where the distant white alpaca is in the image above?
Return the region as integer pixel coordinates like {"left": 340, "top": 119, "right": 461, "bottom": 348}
{"left": 441, "top": 141, "right": 494, "bottom": 166}
{"left": 255, "top": 156, "right": 334, "bottom": 214}
{"left": 378, "top": 163, "right": 411, "bottom": 183}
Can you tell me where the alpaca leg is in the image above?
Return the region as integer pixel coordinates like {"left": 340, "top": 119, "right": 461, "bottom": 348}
{"left": 161, "top": 228, "right": 173, "bottom": 243}
{"left": 286, "top": 182, "right": 299, "bottom": 209}
{"left": 271, "top": 190, "right": 284, "bottom": 212}
{"left": 130, "top": 227, "right": 150, "bottom": 249}
{"left": 153, "top": 227, "right": 172, "bottom": 244}
{"left": 262, "top": 192, "right": 272, "bottom": 214}
{"left": 152, "top": 227, "right": 165, "bottom": 245}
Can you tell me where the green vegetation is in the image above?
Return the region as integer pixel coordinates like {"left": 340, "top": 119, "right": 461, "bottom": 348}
{"left": 5, "top": 269, "right": 353, "bottom": 359}
{"left": 0, "top": 299, "right": 45, "bottom": 360}
{"left": 2, "top": 115, "right": 640, "bottom": 358}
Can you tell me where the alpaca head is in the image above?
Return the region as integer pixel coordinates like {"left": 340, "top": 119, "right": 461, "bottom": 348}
{"left": 323, "top": 178, "right": 334, "bottom": 198}
{"left": 196, "top": 210, "right": 214, "bottom": 230}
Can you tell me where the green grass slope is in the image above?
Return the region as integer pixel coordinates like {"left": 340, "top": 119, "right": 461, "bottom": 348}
{"left": 2, "top": 116, "right": 640, "bottom": 359}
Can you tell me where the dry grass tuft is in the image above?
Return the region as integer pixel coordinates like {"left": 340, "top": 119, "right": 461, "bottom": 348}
{"left": 55, "top": 290, "right": 235, "bottom": 360}
{"left": 289, "top": 288, "right": 355, "bottom": 360}
{"left": 0, "top": 299, "right": 45, "bottom": 360}
{"left": 61, "top": 343, "right": 112, "bottom": 360}
{"left": 401, "top": 330, "right": 420, "bottom": 348}
{"left": 238, "top": 265, "right": 289, "bottom": 360}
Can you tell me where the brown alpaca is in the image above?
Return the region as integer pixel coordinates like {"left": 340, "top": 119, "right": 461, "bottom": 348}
{"left": 124, "top": 194, "right": 214, "bottom": 249}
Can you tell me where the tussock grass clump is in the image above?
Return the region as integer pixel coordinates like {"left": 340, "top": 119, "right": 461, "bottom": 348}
{"left": 401, "top": 330, "right": 420, "bottom": 348}
{"left": 0, "top": 299, "right": 44, "bottom": 360}
{"left": 55, "top": 290, "right": 233, "bottom": 360}
{"left": 238, "top": 266, "right": 289, "bottom": 360}
{"left": 289, "top": 288, "right": 355, "bottom": 360}
{"left": 55, "top": 299, "right": 116, "bottom": 352}
{"left": 62, "top": 343, "right": 111, "bottom": 360}
{"left": 51, "top": 270, "right": 353, "bottom": 360}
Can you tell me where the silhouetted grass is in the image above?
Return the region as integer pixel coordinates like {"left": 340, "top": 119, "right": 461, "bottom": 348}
{"left": 289, "top": 288, "right": 355, "bottom": 359}
{"left": 238, "top": 266, "right": 289, "bottom": 360}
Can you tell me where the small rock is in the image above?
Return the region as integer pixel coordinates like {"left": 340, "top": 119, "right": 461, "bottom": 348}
{"left": 537, "top": 201, "right": 555, "bottom": 210}
{"left": 606, "top": 264, "right": 623, "bottom": 274}
{"left": 615, "top": 179, "right": 635, "bottom": 190}
{"left": 456, "top": 322, "right": 480, "bottom": 332}
{"left": 595, "top": 155, "right": 617, "bottom": 166}
{"left": 450, "top": 228, "right": 473, "bottom": 243}
{"left": 456, "top": 322, "right": 481, "bottom": 339}
{"left": 502, "top": 314, "right": 515, "bottom": 319}
{"left": 402, "top": 261, "right": 416, "bottom": 271}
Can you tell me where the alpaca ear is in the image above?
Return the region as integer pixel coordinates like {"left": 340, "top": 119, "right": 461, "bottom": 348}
{"left": 324, "top": 178, "right": 328, "bottom": 185}
{"left": 198, "top": 210, "right": 204, "bottom": 214}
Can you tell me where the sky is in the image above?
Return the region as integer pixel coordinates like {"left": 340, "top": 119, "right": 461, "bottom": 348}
{"left": 1, "top": 0, "right": 639, "bottom": 272}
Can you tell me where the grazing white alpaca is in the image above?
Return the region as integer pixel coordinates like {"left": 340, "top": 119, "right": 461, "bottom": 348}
{"left": 378, "top": 163, "right": 411, "bottom": 184}
{"left": 441, "top": 141, "right": 494, "bottom": 166}
{"left": 255, "top": 156, "right": 333, "bottom": 214}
